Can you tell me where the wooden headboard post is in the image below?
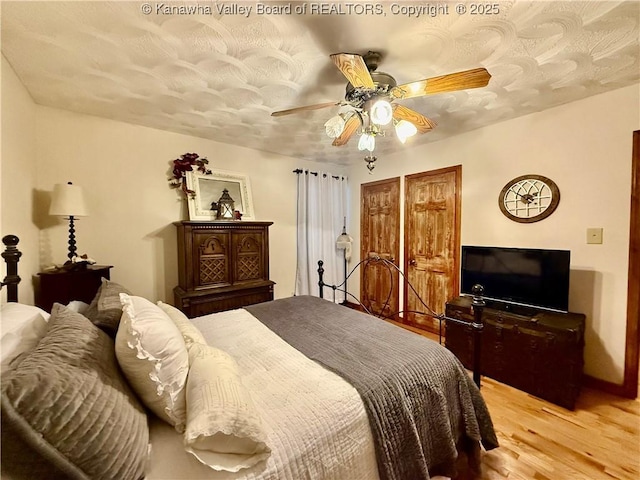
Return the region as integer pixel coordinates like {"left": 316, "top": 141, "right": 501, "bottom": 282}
{"left": 1, "top": 235, "right": 22, "bottom": 302}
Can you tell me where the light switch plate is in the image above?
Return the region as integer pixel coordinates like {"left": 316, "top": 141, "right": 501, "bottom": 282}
{"left": 587, "top": 228, "right": 603, "bottom": 244}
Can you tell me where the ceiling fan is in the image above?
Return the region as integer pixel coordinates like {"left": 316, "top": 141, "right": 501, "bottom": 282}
{"left": 271, "top": 51, "right": 491, "bottom": 164}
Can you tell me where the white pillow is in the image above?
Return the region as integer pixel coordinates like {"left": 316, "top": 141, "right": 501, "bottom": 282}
{"left": 157, "top": 301, "right": 206, "bottom": 346}
{"left": 115, "top": 294, "right": 189, "bottom": 432}
{"left": 0, "top": 303, "right": 50, "bottom": 373}
{"left": 66, "top": 300, "right": 89, "bottom": 314}
{"left": 184, "top": 342, "right": 271, "bottom": 472}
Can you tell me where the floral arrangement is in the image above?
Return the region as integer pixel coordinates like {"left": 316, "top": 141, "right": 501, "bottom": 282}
{"left": 168, "top": 152, "right": 211, "bottom": 197}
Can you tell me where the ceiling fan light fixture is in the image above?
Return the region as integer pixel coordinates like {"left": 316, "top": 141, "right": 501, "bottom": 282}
{"left": 271, "top": 52, "right": 490, "bottom": 173}
{"left": 395, "top": 119, "right": 418, "bottom": 143}
{"left": 358, "top": 132, "right": 376, "bottom": 152}
{"left": 370, "top": 99, "right": 393, "bottom": 125}
{"left": 324, "top": 114, "right": 346, "bottom": 138}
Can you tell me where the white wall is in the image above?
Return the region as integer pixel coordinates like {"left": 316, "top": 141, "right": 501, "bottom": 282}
{"left": 29, "top": 108, "right": 345, "bottom": 305}
{"left": 347, "top": 84, "right": 640, "bottom": 384}
{"left": 0, "top": 55, "right": 39, "bottom": 304}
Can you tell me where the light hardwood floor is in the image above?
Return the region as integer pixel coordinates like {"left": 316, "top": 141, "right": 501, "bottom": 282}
{"left": 476, "top": 378, "right": 639, "bottom": 480}
{"left": 388, "top": 320, "right": 640, "bottom": 480}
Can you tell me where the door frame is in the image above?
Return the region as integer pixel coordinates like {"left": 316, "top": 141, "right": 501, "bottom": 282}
{"left": 403, "top": 165, "right": 462, "bottom": 328}
{"left": 623, "top": 130, "right": 639, "bottom": 397}
{"left": 360, "top": 177, "right": 401, "bottom": 317}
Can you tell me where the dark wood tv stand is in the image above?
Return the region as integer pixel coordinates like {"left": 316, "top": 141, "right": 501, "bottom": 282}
{"left": 445, "top": 295, "right": 585, "bottom": 409}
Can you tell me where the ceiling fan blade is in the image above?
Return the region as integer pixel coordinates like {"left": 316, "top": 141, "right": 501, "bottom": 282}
{"left": 391, "top": 68, "right": 491, "bottom": 100}
{"left": 393, "top": 105, "right": 437, "bottom": 133}
{"left": 330, "top": 53, "right": 375, "bottom": 89}
{"left": 271, "top": 101, "right": 340, "bottom": 117}
{"left": 332, "top": 115, "right": 361, "bottom": 146}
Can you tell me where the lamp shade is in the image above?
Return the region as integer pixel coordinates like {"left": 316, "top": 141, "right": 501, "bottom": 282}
{"left": 358, "top": 133, "right": 376, "bottom": 152}
{"left": 324, "top": 114, "right": 346, "bottom": 138}
{"left": 336, "top": 232, "right": 353, "bottom": 261}
{"left": 49, "top": 182, "right": 88, "bottom": 217}
{"left": 370, "top": 100, "right": 393, "bottom": 125}
{"left": 395, "top": 120, "right": 418, "bottom": 144}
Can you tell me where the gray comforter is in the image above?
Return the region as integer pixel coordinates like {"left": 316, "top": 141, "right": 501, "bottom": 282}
{"left": 247, "top": 296, "right": 498, "bottom": 480}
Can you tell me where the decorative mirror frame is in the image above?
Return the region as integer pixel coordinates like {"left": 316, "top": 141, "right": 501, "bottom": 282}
{"left": 185, "top": 169, "right": 255, "bottom": 220}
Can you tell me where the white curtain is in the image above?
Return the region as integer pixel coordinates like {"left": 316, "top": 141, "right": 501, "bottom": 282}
{"left": 295, "top": 171, "right": 349, "bottom": 302}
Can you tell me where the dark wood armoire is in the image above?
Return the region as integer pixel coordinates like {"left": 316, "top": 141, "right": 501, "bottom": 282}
{"left": 174, "top": 221, "right": 274, "bottom": 318}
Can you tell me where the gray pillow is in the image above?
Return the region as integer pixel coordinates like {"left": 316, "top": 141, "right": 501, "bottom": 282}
{"left": 84, "top": 278, "right": 131, "bottom": 337}
{"left": 1, "top": 304, "right": 149, "bottom": 480}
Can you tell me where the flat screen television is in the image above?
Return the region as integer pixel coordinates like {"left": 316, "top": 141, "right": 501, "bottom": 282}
{"left": 461, "top": 245, "right": 571, "bottom": 313}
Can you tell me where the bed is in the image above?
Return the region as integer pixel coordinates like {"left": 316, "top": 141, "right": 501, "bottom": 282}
{"left": 0, "top": 234, "right": 498, "bottom": 480}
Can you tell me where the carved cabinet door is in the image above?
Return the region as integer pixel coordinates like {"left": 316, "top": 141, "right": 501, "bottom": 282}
{"left": 232, "top": 232, "right": 266, "bottom": 284}
{"left": 194, "top": 232, "right": 231, "bottom": 288}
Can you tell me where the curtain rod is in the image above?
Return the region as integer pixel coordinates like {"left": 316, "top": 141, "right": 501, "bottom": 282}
{"left": 292, "top": 169, "right": 346, "bottom": 180}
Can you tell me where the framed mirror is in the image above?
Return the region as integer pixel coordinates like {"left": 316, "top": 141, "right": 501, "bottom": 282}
{"left": 185, "top": 169, "right": 255, "bottom": 220}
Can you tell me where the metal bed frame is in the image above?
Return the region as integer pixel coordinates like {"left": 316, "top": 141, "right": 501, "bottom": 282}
{"left": 317, "top": 256, "right": 487, "bottom": 388}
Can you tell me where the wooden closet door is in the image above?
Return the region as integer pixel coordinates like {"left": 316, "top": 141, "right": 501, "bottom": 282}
{"left": 360, "top": 178, "right": 400, "bottom": 317}
{"left": 404, "top": 166, "right": 461, "bottom": 333}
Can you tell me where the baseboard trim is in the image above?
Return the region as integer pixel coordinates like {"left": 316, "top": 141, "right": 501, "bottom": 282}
{"left": 583, "top": 374, "right": 636, "bottom": 398}
{"left": 341, "top": 300, "right": 362, "bottom": 311}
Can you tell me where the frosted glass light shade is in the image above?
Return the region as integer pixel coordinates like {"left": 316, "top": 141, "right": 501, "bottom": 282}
{"left": 324, "top": 114, "right": 346, "bottom": 138}
{"left": 358, "top": 133, "right": 375, "bottom": 152}
{"left": 395, "top": 120, "right": 418, "bottom": 144}
{"left": 370, "top": 100, "right": 393, "bottom": 125}
{"left": 49, "top": 182, "right": 88, "bottom": 217}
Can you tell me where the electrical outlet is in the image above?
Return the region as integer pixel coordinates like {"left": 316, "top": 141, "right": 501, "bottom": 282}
{"left": 587, "top": 228, "right": 603, "bottom": 244}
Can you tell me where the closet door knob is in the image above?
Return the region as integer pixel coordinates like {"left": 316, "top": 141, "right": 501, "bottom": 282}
{"left": 409, "top": 259, "right": 417, "bottom": 266}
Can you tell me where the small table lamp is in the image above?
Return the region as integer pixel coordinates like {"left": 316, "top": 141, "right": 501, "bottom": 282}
{"left": 50, "top": 182, "right": 88, "bottom": 262}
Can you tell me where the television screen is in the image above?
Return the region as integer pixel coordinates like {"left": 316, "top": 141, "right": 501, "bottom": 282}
{"left": 461, "top": 246, "right": 571, "bottom": 312}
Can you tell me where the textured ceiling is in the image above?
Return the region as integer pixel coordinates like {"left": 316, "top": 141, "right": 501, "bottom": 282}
{"left": 2, "top": 1, "right": 639, "bottom": 165}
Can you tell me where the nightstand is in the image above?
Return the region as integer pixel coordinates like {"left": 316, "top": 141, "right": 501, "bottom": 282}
{"left": 34, "top": 265, "right": 113, "bottom": 312}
